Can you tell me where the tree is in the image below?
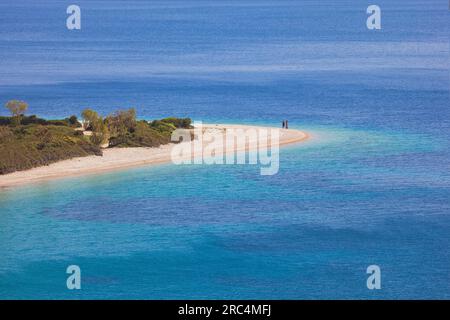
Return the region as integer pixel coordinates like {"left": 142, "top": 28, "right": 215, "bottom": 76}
{"left": 68, "top": 115, "right": 79, "bottom": 127}
{"left": 119, "top": 108, "right": 136, "bottom": 132}
{"left": 80, "top": 109, "right": 110, "bottom": 146}
{"left": 81, "top": 109, "right": 99, "bottom": 130}
{"left": 90, "top": 118, "right": 109, "bottom": 146}
{"left": 105, "top": 108, "right": 137, "bottom": 137}
{"left": 5, "top": 100, "right": 28, "bottom": 126}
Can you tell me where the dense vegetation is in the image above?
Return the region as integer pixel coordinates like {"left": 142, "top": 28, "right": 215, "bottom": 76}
{"left": 0, "top": 114, "right": 81, "bottom": 127}
{"left": 81, "top": 108, "right": 192, "bottom": 148}
{"left": 0, "top": 125, "right": 101, "bottom": 175}
{"left": 0, "top": 100, "right": 192, "bottom": 175}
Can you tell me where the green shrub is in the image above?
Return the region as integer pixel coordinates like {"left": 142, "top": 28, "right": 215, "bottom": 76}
{"left": 1, "top": 115, "right": 79, "bottom": 127}
{"left": 160, "top": 117, "right": 192, "bottom": 129}
{"left": 0, "top": 125, "right": 102, "bottom": 175}
{"left": 67, "top": 115, "right": 81, "bottom": 127}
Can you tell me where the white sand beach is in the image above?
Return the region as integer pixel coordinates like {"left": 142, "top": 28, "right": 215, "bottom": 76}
{"left": 0, "top": 124, "right": 309, "bottom": 188}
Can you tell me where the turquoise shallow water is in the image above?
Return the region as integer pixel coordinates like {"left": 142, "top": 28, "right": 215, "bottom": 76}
{"left": 0, "top": 126, "right": 449, "bottom": 299}
{"left": 0, "top": 0, "right": 449, "bottom": 298}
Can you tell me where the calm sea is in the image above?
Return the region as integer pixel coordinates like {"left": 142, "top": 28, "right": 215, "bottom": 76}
{"left": 0, "top": 0, "right": 449, "bottom": 299}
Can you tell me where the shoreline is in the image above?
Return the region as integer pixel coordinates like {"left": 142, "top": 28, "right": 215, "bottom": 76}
{"left": 0, "top": 124, "right": 309, "bottom": 189}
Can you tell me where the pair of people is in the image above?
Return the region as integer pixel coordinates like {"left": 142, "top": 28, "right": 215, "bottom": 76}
{"left": 282, "top": 120, "right": 289, "bottom": 129}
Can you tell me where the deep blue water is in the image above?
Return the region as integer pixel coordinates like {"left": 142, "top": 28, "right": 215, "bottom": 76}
{"left": 0, "top": 0, "right": 449, "bottom": 299}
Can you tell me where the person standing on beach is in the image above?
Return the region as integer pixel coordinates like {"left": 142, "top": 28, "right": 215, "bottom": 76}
{"left": 285, "top": 120, "right": 288, "bottom": 129}
{"left": 282, "top": 120, "right": 285, "bottom": 128}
